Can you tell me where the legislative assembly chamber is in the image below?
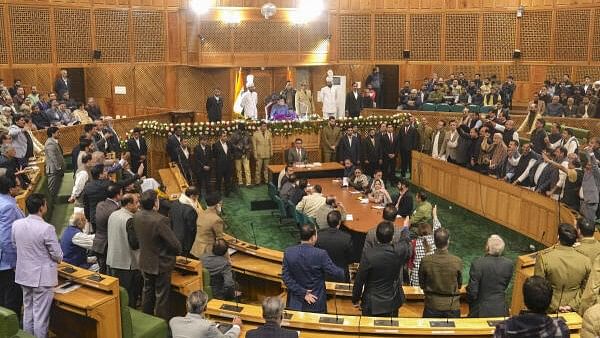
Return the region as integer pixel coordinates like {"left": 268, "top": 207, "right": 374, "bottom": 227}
{"left": 1, "top": 0, "right": 600, "bottom": 337}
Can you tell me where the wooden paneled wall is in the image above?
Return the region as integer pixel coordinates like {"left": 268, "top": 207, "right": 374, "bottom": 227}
{"left": 1, "top": 0, "right": 600, "bottom": 114}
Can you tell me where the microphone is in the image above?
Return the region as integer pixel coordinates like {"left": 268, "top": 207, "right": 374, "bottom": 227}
{"left": 249, "top": 222, "right": 258, "bottom": 250}
{"left": 334, "top": 289, "right": 340, "bottom": 324}
{"left": 556, "top": 286, "right": 565, "bottom": 319}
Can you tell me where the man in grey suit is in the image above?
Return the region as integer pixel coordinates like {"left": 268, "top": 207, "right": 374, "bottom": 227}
{"left": 200, "top": 239, "right": 236, "bottom": 300}
{"left": 12, "top": 194, "right": 63, "bottom": 338}
{"left": 92, "top": 184, "right": 122, "bottom": 274}
{"left": 44, "top": 126, "right": 65, "bottom": 201}
{"left": 169, "top": 290, "right": 242, "bottom": 338}
{"left": 287, "top": 138, "right": 308, "bottom": 164}
{"left": 9, "top": 114, "right": 34, "bottom": 169}
{"left": 466, "top": 235, "right": 514, "bottom": 317}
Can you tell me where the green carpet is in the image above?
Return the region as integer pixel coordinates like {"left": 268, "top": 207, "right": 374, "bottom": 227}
{"left": 222, "top": 185, "right": 542, "bottom": 290}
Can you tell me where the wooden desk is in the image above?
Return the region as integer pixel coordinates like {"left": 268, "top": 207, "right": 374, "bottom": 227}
{"left": 206, "top": 299, "right": 582, "bottom": 337}
{"left": 268, "top": 162, "right": 344, "bottom": 185}
{"left": 158, "top": 163, "right": 189, "bottom": 199}
{"left": 170, "top": 256, "right": 203, "bottom": 316}
{"left": 51, "top": 263, "right": 121, "bottom": 338}
{"left": 308, "top": 178, "right": 398, "bottom": 233}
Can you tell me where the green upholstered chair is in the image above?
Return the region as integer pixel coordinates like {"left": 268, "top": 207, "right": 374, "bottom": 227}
{"left": 202, "top": 268, "right": 213, "bottom": 300}
{"left": 119, "top": 287, "right": 168, "bottom": 338}
{"left": 480, "top": 105, "right": 493, "bottom": 114}
{"left": 421, "top": 103, "right": 437, "bottom": 111}
{"left": 436, "top": 103, "right": 451, "bottom": 112}
{"left": 0, "top": 307, "right": 34, "bottom": 338}
{"left": 467, "top": 104, "right": 480, "bottom": 113}
{"left": 450, "top": 104, "right": 465, "bottom": 112}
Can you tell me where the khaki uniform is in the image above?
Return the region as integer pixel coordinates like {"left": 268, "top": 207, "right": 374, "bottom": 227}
{"left": 419, "top": 249, "right": 464, "bottom": 311}
{"left": 295, "top": 89, "right": 315, "bottom": 118}
{"left": 252, "top": 130, "right": 273, "bottom": 184}
{"left": 582, "top": 303, "right": 600, "bottom": 338}
{"left": 580, "top": 255, "right": 600, "bottom": 315}
{"left": 575, "top": 237, "right": 600, "bottom": 262}
{"left": 190, "top": 208, "right": 224, "bottom": 258}
{"left": 320, "top": 125, "right": 341, "bottom": 162}
{"left": 534, "top": 244, "right": 591, "bottom": 313}
{"left": 418, "top": 125, "right": 433, "bottom": 154}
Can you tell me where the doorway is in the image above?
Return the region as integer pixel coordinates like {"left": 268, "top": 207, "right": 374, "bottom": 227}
{"left": 377, "top": 65, "right": 399, "bottom": 109}
{"left": 66, "top": 68, "right": 86, "bottom": 103}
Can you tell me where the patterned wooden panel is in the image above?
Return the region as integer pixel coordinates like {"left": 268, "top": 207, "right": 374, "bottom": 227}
{"left": 410, "top": 14, "right": 441, "bottom": 61}
{"left": 375, "top": 14, "right": 406, "bottom": 60}
{"left": 176, "top": 67, "right": 230, "bottom": 117}
{"left": 135, "top": 65, "right": 166, "bottom": 107}
{"left": 94, "top": 9, "right": 130, "bottom": 63}
{"left": 453, "top": 65, "right": 477, "bottom": 79}
{"left": 482, "top": 12, "right": 516, "bottom": 61}
{"left": 268, "top": 21, "right": 297, "bottom": 52}
{"left": 113, "top": 66, "right": 134, "bottom": 103}
{"left": 546, "top": 65, "right": 572, "bottom": 80}
{"left": 339, "top": 15, "right": 371, "bottom": 60}
{"left": 299, "top": 20, "right": 328, "bottom": 53}
{"left": 9, "top": 6, "right": 51, "bottom": 64}
{"left": 133, "top": 10, "right": 166, "bottom": 62}
{"left": 479, "top": 65, "right": 503, "bottom": 79}
{"left": 0, "top": 6, "right": 7, "bottom": 65}
{"left": 554, "top": 10, "right": 590, "bottom": 61}
{"left": 35, "top": 68, "right": 53, "bottom": 93}
{"left": 432, "top": 65, "right": 452, "bottom": 78}
{"left": 520, "top": 11, "right": 552, "bottom": 60}
{"left": 199, "top": 21, "right": 231, "bottom": 53}
{"left": 575, "top": 66, "right": 600, "bottom": 82}
{"left": 506, "top": 64, "right": 530, "bottom": 81}
{"left": 85, "top": 67, "right": 112, "bottom": 98}
{"left": 445, "top": 13, "right": 478, "bottom": 61}
{"left": 233, "top": 21, "right": 269, "bottom": 53}
{"left": 12, "top": 69, "right": 37, "bottom": 88}
{"left": 54, "top": 8, "right": 92, "bottom": 64}
{"left": 593, "top": 9, "right": 600, "bottom": 61}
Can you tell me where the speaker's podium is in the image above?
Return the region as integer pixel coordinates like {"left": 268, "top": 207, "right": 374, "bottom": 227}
{"left": 50, "top": 262, "right": 121, "bottom": 338}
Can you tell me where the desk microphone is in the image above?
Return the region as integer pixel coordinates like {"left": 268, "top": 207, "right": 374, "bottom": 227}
{"left": 333, "top": 288, "right": 339, "bottom": 324}
{"left": 249, "top": 222, "right": 258, "bottom": 250}
{"left": 556, "top": 286, "right": 565, "bottom": 319}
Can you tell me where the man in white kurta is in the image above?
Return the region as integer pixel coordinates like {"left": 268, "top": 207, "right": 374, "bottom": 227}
{"left": 319, "top": 80, "right": 338, "bottom": 118}
{"left": 240, "top": 85, "right": 258, "bottom": 120}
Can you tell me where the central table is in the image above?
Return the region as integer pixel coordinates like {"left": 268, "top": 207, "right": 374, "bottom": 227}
{"left": 268, "top": 162, "right": 345, "bottom": 186}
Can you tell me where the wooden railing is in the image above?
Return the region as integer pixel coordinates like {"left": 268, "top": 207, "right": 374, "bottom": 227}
{"left": 411, "top": 151, "right": 577, "bottom": 247}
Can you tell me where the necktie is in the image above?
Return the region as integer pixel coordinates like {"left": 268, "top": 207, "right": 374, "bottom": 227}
{"left": 389, "top": 133, "right": 392, "bottom": 143}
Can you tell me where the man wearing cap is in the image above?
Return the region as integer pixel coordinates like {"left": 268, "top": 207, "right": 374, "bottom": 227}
{"left": 319, "top": 77, "right": 338, "bottom": 118}
{"left": 241, "top": 82, "right": 258, "bottom": 120}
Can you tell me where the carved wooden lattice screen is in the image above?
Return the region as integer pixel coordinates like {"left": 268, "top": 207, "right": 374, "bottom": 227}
{"left": 374, "top": 14, "right": 406, "bottom": 60}
{"left": 94, "top": 9, "right": 130, "bottom": 63}
{"left": 135, "top": 65, "right": 166, "bottom": 108}
{"left": 338, "top": 14, "right": 371, "bottom": 60}
{"left": 54, "top": 7, "right": 92, "bottom": 64}
{"left": 112, "top": 66, "right": 134, "bottom": 104}
{"left": 432, "top": 65, "right": 452, "bottom": 78}
{"left": 187, "top": 14, "right": 200, "bottom": 63}
{"left": 482, "top": 12, "right": 516, "bottom": 61}
{"left": 268, "top": 21, "right": 297, "bottom": 52}
{"left": 299, "top": 20, "right": 328, "bottom": 53}
{"left": 13, "top": 68, "right": 39, "bottom": 90}
{"left": 233, "top": 21, "right": 270, "bottom": 53}
{"left": 133, "top": 10, "right": 166, "bottom": 62}
{"left": 199, "top": 21, "right": 231, "bottom": 53}
{"left": 252, "top": 72, "right": 273, "bottom": 115}
{"left": 546, "top": 65, "right": 573, "bottom": 79}
{"left": 9, "top": 6, "right": 51, "bottom": 64}
{"left": 453, "top": 65, "right": 477, "bottom": 79}
{"left": 520, "top": 11, "right": 552, "bottom": 61}
{"left": 506, "top": 64, "right": 530, "bottom": 82}
{"left": 85, "top": 67, "right": 112, "bottom": 99}
{"left": 554, "top": 9, "right": 590, "bottom": 61}
{"left": 479, "top": 65, "right": 503, "bottom": 79}
{"left": 410, "top": 14, "right": 441, "bottom": 61}
{"left": 0, "top": 6, "right": 8, "bottom": 65}
{"left": 592, "top": 9, "right": 600, "bottom": 61}
{"left": 445, "top": 13, "right": 478, "bottom": 61}
{"left": 575, "top": 66, "right": 600, "bottom": 81}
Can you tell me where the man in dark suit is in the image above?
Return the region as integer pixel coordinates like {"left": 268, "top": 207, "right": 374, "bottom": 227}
{"left": 398, "top": 119, "right": 419, "bottom": 178}
{"left": 166, "top": 125, "right": 182, "bottom": 163}
{"left": 133, "top": 190, "right": 182, "bottom": 320}
{"left": 54, "top": 69, "right": 71, "bottom": 98}
{"left": 315, "top": 210, "right": 353, "bottom": 282}
{"left": 282, "top": 224, "right": 344, "bottom": 313}
{"left": 526, "top": 154, "right": 559, "bottom": 195}
{"left": 466, "top": 235, "right": 514, "bottom": 317}
{"left": 337, "top": 126, "right": 360, "bottom": 165}
{"left": 361, "top": 128, "right": 382, "bottom": 177}
{"left": 213, "top": 130, "right": 234, "bottom": 197}
{"left": 192, "top": 135, "right": 212, "bottom": 197}
{"left": 91, "top": 184, "right": 122, "bottom": 274}
{"left": 126, "top": 127, "right": 147, "bottom": 176}
{"left": 206, "top": 88, "right": 224, "bottom": 123}
{"left": 169, "top": 186, "right": 200, "bottom": 258}
{"left": 352, "top": 221, "right": 411, "bottom": 317}
{"left": 85, "top": 97, "right": 102, "bottom": 121}
{"left": 345, "top": 82, "right": 362, "bottom": 118}
{"left": 246, "top": 297, "right": 297, "bottom": 338}
{"left": 287, "top": 138, "right": 308, "bottom": 164}
{"left": 394, "top": 178, "right": 413, "bottom": 217}
{"left": 380, "top": 124, "right": 399, "bottom": 184}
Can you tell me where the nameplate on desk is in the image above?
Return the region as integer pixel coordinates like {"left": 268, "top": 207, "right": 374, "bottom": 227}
{"left": 319, "top": 316, "right": 344, "bottom": 324}
{"left": 429, "top": 321, "right": 455, "bottom": 327}
{"left": 374, "top": 319, "right": 399, "bottom": 327}
{"left": 61, "top": 266, "right": 77, "bottom": 274}
{"left": 283, "top": 312, "right": 293, "bottom": 320}
{"left": 87, "top": 275, "right": 105, "bottom": 282}
{"left": 220, "top": 304, "right": 243, "bottom": 312}
{"left": 334, "top": 284, "right": 351, "bottom": 291}
{"left": 487, "top": 320, "right": 503, "bottom": 327}
{"left": 176, "top": 258, "right": 191, "bottom": 265}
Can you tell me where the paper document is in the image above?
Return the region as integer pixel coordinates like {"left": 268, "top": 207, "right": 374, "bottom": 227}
{"left": 346, "top": 214, "right": 353, "bottom": 221}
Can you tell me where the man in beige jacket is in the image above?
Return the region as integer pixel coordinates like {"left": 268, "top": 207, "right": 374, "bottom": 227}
{"left": 252, "top": 121, "right": 273, "bottom": 185}
{"left": 191, "top": 193, "right": 225, "bottom": 258}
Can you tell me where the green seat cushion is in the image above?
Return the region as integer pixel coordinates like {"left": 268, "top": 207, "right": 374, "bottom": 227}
{"left": 422, "top": 103, "right": 437, "bottom": 111}
{"left": 467, "top": 105, "right": 480, "bottom": 113}
{"left": 544, "top": 122, "right": 590, "bottom": 141}
{"left": 0, "top": 307, "right": 34, "bottom": 338}
{"left": 436, "top": 103, "right": 451, "bottom": 112}
{"left": 450, "top": 104, "right": 465, "bottom": 112}
{"left": 129, "top": 309, "right": 168, "bottom": 338}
